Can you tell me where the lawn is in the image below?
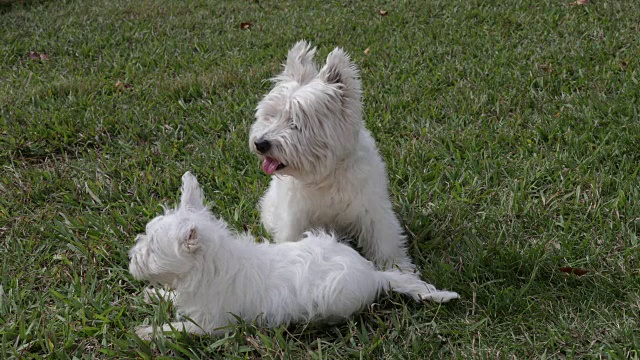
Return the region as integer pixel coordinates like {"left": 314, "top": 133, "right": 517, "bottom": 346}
{"left": 1, "top": 0, "right": 639, "bottom": 358}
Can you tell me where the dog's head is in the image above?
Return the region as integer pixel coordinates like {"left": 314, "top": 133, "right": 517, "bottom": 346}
{"left": 128, "top": 172, "right": 208, "bottom": 287}
{"left": 249, "top": 41, "right": 363, "bottom": 181}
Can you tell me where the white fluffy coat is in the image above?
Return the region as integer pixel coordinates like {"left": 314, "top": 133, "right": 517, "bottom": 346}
{"left": 129, "top": 172, "right": 459, "bottom": 338}
{"left": 249, "top": 41, "right": 417, "bottom": 271}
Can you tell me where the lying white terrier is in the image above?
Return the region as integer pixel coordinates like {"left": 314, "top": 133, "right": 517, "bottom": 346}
{"left": 129, "top": 172, "right": 459, "bottom": 339}
{"left": 250, "top": 41, "right": 418, "bottom": 271}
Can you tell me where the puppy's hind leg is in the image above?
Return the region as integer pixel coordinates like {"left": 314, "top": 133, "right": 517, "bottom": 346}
{"left": 135, "top": 321, "right": 211, "bottom": 340}
{"left": 379, "top": 269, "right": 459, "bottom": 304}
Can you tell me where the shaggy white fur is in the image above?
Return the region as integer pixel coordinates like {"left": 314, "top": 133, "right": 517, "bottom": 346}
{"left": 249, "top": 41, "right": 419, "bottom": 271}
{"left": 129, "top": 172, "right": 459, "bottom": 339}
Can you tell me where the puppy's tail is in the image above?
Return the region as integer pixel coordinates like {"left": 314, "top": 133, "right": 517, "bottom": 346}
{"left": 379, "top": 270, "right": 460, "bottom": 303}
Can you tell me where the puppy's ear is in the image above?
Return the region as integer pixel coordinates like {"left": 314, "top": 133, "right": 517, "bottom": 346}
{"left": 180, "top": 171, "right": 206, "bottom": 212}
{"left": 317, "top": 47, "right": 362, "bottom": 103}
{"left": 181, "top": 225, "right": 200, "bottom": 253}
{"left": 279, "top": 40, "right": 318, "bottom": 84}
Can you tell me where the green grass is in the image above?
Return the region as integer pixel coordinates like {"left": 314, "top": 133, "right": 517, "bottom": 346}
{"left": 1, "top": 0, "right": 639, "bottom": 358}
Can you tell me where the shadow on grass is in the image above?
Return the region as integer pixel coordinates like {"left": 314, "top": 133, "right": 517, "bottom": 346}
{"left": 0, "top": 0, "right": 51, "bottom": 15}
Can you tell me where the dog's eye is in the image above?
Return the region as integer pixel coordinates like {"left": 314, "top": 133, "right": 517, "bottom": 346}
{"left": 290, "top": 123, "right": 300, "bottom": 131}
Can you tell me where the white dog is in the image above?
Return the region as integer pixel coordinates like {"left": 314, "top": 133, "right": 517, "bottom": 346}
{"left": 129, "top": 172, "right": 459, "bottom": 339}
{"left": 249, "top": 41, "right": 418, "bottom": 272}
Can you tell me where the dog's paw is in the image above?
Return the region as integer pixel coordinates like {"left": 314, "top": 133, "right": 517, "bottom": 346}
{"left": 143, "top": 287, "right": 176, "bottom": 304}
{"left": 135, "top": 325, "right": 154, "bottom": 341}
{"left": 419, "top": 291, "right": 460, "bottom": 303}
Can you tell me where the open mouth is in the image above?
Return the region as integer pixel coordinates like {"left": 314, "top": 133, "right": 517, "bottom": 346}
{"left": 262, "top": 157, "right": 287, "bottom": 175}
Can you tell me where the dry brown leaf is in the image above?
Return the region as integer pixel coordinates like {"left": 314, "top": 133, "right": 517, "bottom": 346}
{"left": 378, "top": 9, "right": 388, "bottom": 16}
{"left": 28, "top": 51, "right": 49, "bottom": 61}
{"left": 569, "top": 0, "right": 588, "bottom": 5}
{"left": 559, "top": 267, "right": 590, "bottom": 276}
{"left": 363, "top": 47, "right": 371, "bottom": 55}
{"left": 240, "top": 21, "right": 253, "bottom": 30}
{"left": 28, "top": 51, "right": 39, "bottom": 60}
{"left": 115, "top": 81, "right": 133, "bottom": 90}
{"left": 537, "top": 63, "right": 553, "bottom": 73}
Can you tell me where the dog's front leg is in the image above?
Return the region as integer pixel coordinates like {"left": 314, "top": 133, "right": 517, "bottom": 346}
{"left": 268, "top": 200, "right": 307, "bottom": 243}
{"left": 274, "top": 216, "right": 306, "bottom": 243}
{"left": 143, "top": 287, "right": 176, "bottom": 304}
{"left": 359, "top": 207, "right": 416, "bottom": 272}
{"left": 260, "top": 181, "right": 308, "bottom": 243}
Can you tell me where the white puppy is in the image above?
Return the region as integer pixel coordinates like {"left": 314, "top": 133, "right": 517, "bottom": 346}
{"left": 129, "top": 172, "right": 459, "bottom": 339}
{"left": 250, "top": 41, "right": 417, "bottom": 271}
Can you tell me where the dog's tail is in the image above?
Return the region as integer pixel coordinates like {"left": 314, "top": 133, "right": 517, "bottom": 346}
{"left": 379, "top": 270, "right": 460, "bottom": 303}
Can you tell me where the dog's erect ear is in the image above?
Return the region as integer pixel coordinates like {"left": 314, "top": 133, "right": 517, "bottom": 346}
{"left": 181, "top": 225, "right": 200, "bottom": 252}
{"left": 279, "top": 40, "right": 318, "bottom": 84}
{"left": 180, "top": 171, "right": 206, "bottom": 212}
{"left": 317, "top": 47, "right": 362, "bottom": 102}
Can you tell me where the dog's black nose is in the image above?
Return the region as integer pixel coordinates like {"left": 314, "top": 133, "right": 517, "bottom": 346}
{"left": 254, "top": 139, "right": 271, "bottom": 154}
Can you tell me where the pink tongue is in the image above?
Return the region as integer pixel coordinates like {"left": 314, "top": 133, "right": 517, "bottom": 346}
{"left": 262, "top": 158, "right": 281, "bottom": 175}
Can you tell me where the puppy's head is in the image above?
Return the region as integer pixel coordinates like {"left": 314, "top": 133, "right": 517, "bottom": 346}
{"left": 249, "top": 41, "right": 363, "bottom": 181}
{"left": 128, "top": 172, "right": 207, "bottom": 286}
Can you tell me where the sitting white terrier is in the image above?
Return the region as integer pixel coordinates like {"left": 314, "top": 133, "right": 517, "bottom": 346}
{"left": 129, "top": 172, "right": 459, "bottom": 339}
{"left": 250, "top": 41, "right": 418, "bottom": 271}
